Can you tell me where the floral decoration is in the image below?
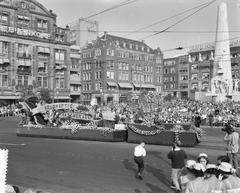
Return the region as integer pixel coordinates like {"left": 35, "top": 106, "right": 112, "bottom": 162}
{"left": 128, "top": 124, "right": 165, "bottom": 136}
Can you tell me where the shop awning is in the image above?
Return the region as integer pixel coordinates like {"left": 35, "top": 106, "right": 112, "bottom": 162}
{"left": 118, "top": 82, "right": 133, "bottom": 89}
{"left": 107, "top": 82, "right": 118, "bottom": 87}
{"left": 133, "top": 83, "right": 142, "bottom": 88}
{"left": 54, "top": 96, "right": 71, "bottom": 99}
{"left": 143, "top": 84, "right": 156, "bottom": 89}
{"left": 133, "top": 83, "right": 155, "bottom": 89}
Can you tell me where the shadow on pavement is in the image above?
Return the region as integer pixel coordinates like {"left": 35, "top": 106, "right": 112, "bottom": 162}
{"left": 134, "top": 188, "right": 143, "bottom": 193}
{"left": 122, "top": 158, "right": 137, "bottom": 175}
{"left": 147, "top": 151, "right": 170, "bottom": 166}
{"left": 146, "top": 183, "right": 168, "bottom": 193}
{"left": 145, "top": 164, "right": 171, "bottom": 188}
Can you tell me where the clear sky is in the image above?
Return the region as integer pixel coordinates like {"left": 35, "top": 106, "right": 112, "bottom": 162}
{"left": 37, "top": 0, "right": 240, "bottom": 58}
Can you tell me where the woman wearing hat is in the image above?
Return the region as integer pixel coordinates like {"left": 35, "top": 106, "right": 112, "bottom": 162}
{"left": 197, "top": 153, "right": 209, "bottom": 169}
{"left": 218, "top": 162, "right": 240, "bottom": 193}
{"left": 179, "top": 160, "right": 197, "bottom": 193}
{"left": 204, "top": 164, "right": 222, "bottom": 193}
{"left": 185, "top": 163, "right": 207, "bottom": 193}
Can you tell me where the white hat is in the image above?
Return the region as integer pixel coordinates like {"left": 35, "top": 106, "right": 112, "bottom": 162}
{"left": 206, "top": 164, "right": 217, "bottom": 169}
{"left": 218, "top": 162, "right": 235, "bottom": 173}
{"left": 193, "top": 163, "right": 206, "bottom": 172}
{"left": 5, "top": 185, "right": 15, "bottom": 193}
{"left": 186, "top": 160, "right": 196, "bottom": 168}
{"left": 198, "top": 153, "right": 208, "bottom": 158}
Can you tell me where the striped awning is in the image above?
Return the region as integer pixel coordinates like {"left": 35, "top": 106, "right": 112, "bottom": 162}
{"left": 107, "top": 82, "right": 118, "bottom": 87}
{"left": 118, "top": 82, "right": 132, "bottom": 88}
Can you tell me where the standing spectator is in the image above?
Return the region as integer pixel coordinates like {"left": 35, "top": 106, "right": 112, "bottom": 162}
{"left": 134, "top": 142, "right": 146, "bottom": 180}
{"left": 223, "top": 123, "right": 239, "bottom": 175}
{"left": 168, "top": 141, "right": 187, "bottom": 193}
{"left": 194, "top": 112, "right": 202, "bottom": 128}
{"left": 208, "top": 112, "right": 214, "bottom": 128}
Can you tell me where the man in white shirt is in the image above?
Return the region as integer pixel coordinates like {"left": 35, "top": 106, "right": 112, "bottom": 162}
{"left": 134, "top": 142, "right": 146, "bottom": 180}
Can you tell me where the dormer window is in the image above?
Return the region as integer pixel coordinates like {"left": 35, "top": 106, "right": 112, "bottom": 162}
{"left": 147, "top": 47, "right": 150, "bottom": 53}
{"left": 135, "top": 45, "right": 138, "bottom": 50}
{"left": 115, "top": 41, "right": 119, "bottom": 46}
{"left": 141, "top": 46, "right": 144, "bottom": 51}
{"left": 123, "top": 42, "right": 126, "bottom": 48}
{"left": 129, "top": 43, "right": 132, "bottom": 49}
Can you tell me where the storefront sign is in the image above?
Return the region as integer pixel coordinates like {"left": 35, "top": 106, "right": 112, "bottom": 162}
{"left": 59, "top": 112, "right": 92, "bottom": 120}
{"left": 0, "top": 25, "right": 51, "bottom": 39}
{"left": 44, "top": 103, "right": 79, "bottom": 111}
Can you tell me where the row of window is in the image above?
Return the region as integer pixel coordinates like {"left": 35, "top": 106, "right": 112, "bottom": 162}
{"left": 164, "top": 76, "right": 176, "bottom": 82}
{"left": 0, "top": 12, "right": 49, "bottom": 31}
{"left": 164, "top": 84, "right": 176, "bottom": 89}
{"left": 164, "top": 68, "right": 176, "bottom": 74}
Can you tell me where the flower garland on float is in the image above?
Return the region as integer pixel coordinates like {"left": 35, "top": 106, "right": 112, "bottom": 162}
{"left": 128, "top": 124, "right": 165, "bottom": 136}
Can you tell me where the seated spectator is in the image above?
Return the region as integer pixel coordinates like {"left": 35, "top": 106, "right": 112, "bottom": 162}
{"left": 218, "top": 162, "right": 240, "bottom": 192}
{"left": 197, "top": 153, "right": 209, "bottom": 169}
{"left": 179, "top": 160, "right": 197, "bottom": 192}
{"left": 204, "top": 164, "right": 222, "bottom": 193}
{"left": 185, "top": 163, "right": 206, "bottom": 193}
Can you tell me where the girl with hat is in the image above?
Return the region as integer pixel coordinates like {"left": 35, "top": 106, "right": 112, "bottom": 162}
{"left": 197, "top": 153, "right": 209, "bottom": 169}
{"left": 217, "top": 162, "right": 240, "bottom": 193}
{"left": 204, "top": 164, "right": 222, "bottom": 193}
{"left": 185, "top": 163, "right": 207, "bottom": 193}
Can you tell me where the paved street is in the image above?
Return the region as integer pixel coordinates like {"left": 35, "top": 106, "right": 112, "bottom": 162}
{"left": 0, "top": 117, "right": 230, "bottom": 193}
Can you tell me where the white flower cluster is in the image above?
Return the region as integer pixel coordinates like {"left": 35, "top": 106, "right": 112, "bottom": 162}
{"left": 22, "top": 123, "right": 43, "bottom": 129}
{"left": 129, "top": 124, "right": 165, "bottom": 136}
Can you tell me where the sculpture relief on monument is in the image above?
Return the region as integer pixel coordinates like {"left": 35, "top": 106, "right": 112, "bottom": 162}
{"left": 208, "top": 2, "right": 234, "bottom": 102}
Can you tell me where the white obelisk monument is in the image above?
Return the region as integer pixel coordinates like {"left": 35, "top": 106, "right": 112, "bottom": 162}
{"left": 208, "top": 2, "right": 233, "bottom": 102}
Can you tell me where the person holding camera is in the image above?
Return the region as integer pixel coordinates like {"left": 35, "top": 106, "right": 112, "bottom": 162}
{"left": 223, "top": 123, "right": 239, "bottom": 176}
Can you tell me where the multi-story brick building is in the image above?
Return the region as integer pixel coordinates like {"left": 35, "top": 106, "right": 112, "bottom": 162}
{"left": 69, "top": 45, "right": 81, "bottom": 102}
{"left": 162, "top": 57, "right": 179, "bottom": 97}
{"left": 0, "top": 0, "right": 71, "bottom": 103}
{"left": 81, "top": 32, "right": 163, "bottom": 104}
{"left": 178, "top": 55, "right": 189, "bottom": 99}
{"left": 188, "top": 40, "right": 240, "bottom": 100}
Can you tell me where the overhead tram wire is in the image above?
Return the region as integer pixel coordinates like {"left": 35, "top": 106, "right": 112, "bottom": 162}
{"left": 65, "top": 0, "right": 137, "bottom": 27}
{"left": 139, "top": 0, "right": 217, "bottom": 41}
{"left": 123, "top": 0, "right": 214, "bottom": 37}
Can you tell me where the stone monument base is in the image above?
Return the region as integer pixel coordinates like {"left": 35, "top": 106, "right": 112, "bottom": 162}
{"left": 195, "top": 91, "right": 240, "bottom": 102}
{"left": 206, "top": 92, "right": 240, "bottom": 102}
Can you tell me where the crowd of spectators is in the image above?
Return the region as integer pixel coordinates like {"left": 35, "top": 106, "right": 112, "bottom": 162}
{"left": 91, "top": 99, "right": 240, "bottom": 128}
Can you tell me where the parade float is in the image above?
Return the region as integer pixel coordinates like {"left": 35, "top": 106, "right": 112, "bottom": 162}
{"left": 17, "top": 92, "right": 204, "bottom": 147}
{"left": 126, "top": 92, "right": 204, "bottom": 147}
{"left": 17, "top": 101, "right": 127, "bottom": 142}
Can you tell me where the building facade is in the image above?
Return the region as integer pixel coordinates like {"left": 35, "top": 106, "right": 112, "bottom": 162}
{"left": 0, "top": 0, "right": 71, "bottom": 103}
{"left": 187, "top": 40, "right": 240, "bottom": 100}
{"left": 81, "top": 32, "right": 163, "bottom": 104}
{"left": 162, "top": 57, "right": 179, "bottom": 97}
{"left": 69, "top": 45, "right": 81, "bottom": 102}
{"left": 69, "top": 18, "right": 99, "bottom": 47}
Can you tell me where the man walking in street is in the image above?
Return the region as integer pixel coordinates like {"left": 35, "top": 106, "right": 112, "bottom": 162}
{"left": 134, "top": 142, "right": 146, "bottom": 180}
{"left": 168, "top": 140, "right": 187, "bottom": 193}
